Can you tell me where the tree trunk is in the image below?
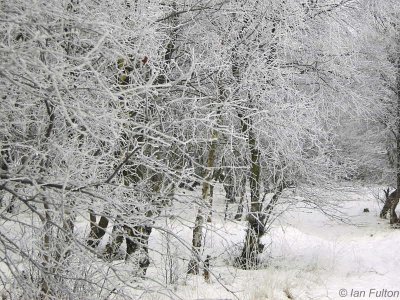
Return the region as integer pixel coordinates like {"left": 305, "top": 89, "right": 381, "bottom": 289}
{"left": 126, "top": 225, "right": 152, "bottom": 275}
{"left": 393, "top": 36, "right": 400, "bottom": 224}
{"left": 87, "top": 213, "right": 109, "bottom": 248}
{"left": 188, "top": 84, "right": 224, "bottom": 274}
{"left": 384, "top": 34, "right": 400, "bottom": 224}
{"left": 187, "top": 136, "right": 217, "bottom": 274}
{"left": 187, "top": 212, "right": 203, "bottom": 275}
{"left": 207, "top": 184, "right": 214, "bottom": 223}
{"left": 380, "top": 188, "right": 391, "bottom": 218}
{"left": 104, "top": 220, "right": 124, "bottom": 260}
{"left": 234, "top": 176, "right": 246, "bottom": 220}
{"left": 236, "top": 123, "right": 264, "bottom": 269}
{"left": 389, "top": 193, "right": 399, "bottom": 225}
{"left": 55, "top": 207, "right": 75, "bottom": 264}
{"left": 380, "top": 203, "right": 390, "bottom": 219}
{"left": 262, "top": 183, "right": 286, "bottom": 227}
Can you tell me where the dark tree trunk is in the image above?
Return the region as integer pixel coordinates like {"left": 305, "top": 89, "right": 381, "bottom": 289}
{"left": 236, "top": 123, "right": 264, "bottom": 269}
{"left": 234, "top": 177, "right": 246, "bottom": 221}
{"left": 232, "top": 18, "right": 277, "bottom": 264}
{"left": 104, "top": 222, "right": 124, "bottom": 260}
{"left": 379, "top": 189, "right": 400, "bottom": 224}
{"left": 393, "top": 44, "right": 400, "bottom": 224}
{"left": 223, "top": 173, "right": 235, "bottom": 220}
{"left": 187, "top": 212, "right": 203, "bottom": 275}
{"left": 389, "top": 195, "right": 399, "bottom": 225}
{"left": 380, "top": 203, "right": 391, "bottom": 219}
{"left": 383, "top": 37, "right": 400, "bottom": 225}
{"left": 126, "top": 225, "right": 152, "bottom": 275}
{"left": 207, "top": 184, "right": 214, "bottom": 223}
{"left": 380, "top": 188, "right": 391, "bottom": 219}
{"left": 87, "top": 214, "right": 109, "bottom": 248}
{"left": 234, "top": 197, "right": 244, "bottom": 221}
{"left": 203, "top": 255, "right": 211, "bottom": 283}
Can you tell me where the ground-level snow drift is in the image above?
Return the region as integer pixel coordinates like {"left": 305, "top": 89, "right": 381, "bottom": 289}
{"left": 141, "top": 185, "right": 400, "bottom": 300}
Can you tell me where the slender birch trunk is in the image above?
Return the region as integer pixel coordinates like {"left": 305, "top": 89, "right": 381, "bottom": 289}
{"left": 187, "top": 83, "right": 226, "bottom": 274}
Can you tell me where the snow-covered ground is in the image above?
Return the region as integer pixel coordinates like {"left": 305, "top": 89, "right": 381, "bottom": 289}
{"left": 1, "top": 185, "right": 398, "bottom": 299}
{"left": 143, "top": 185, "right": 400, "bottom": 300}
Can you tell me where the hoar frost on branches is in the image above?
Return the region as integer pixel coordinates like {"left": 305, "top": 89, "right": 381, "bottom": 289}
{"left": 0, "top": 0, "right": 395, "bottom": 299}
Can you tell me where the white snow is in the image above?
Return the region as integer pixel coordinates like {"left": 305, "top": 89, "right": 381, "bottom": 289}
{"left": 142, "top": 185, "right": 400, "bottom": 300}
{"left": 1, "top": 185, "right": 399, "bottom": 300}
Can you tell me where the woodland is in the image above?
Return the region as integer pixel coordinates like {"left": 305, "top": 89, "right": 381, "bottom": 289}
{"left": 0, "top": 0, "right": 400, "bottom": 299}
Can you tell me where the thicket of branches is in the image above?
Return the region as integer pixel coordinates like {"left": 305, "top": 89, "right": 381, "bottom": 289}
{"left": 0, "top": 0, "right": 398, "bottom": 299}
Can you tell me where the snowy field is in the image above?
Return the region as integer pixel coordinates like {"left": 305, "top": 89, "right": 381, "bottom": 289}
{"left": 141, "top": 185, "right": 400, "bottom": 300}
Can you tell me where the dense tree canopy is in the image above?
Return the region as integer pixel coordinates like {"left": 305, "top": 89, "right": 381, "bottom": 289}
{"left": 0, "top": 0, "right": 399, "bottom": 298}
